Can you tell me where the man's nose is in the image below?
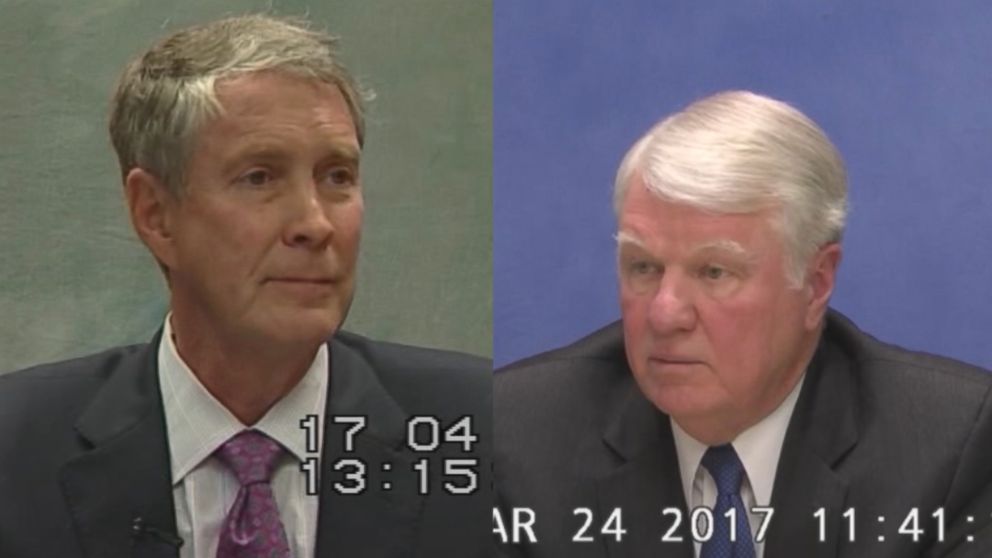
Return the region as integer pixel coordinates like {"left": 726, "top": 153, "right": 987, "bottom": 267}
{"left": 283, "top": 181, "right": 334, "bottom": 249}
{"left": 646, "top": 272, "right": 697, "bottom": 336}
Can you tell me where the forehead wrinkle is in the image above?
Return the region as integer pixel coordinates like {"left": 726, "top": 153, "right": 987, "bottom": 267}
{"left": 232, "top": 137, "right": 358, "bottom": 159}
{"left": 213, "top": 81, "right": 356, "bottom": 144}
{"left": 688, "top": 239, "right": 755, "bottom": 260}
{"left": 227, "top": 108, "right": 348, "bottom": 140}
{"left": 218, "top": 122, "right": 360, "bottom": 164}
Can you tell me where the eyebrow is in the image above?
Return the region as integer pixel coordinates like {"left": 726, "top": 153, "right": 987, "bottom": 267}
{"left": 614, "top": 231, "right": 755, "bottom": 261}
{"left": 615, "top": 231, "right": 647, "bottom": 250}
{"left": 321, "top": 143, "right": 361, "bottom": 162}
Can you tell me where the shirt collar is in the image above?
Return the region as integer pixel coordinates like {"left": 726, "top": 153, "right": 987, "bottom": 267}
{"left": 157, "top": 314, "right": 329, "bottom": 485}
{"left": 671, "top": 373, "right": 806, "bottom": 507}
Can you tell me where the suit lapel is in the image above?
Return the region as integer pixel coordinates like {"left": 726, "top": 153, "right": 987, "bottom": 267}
{"left": 314, "top": 337, "right": 425, "bottom": 558}
{"left": 59, "top": 331, "right": 179, "bottom": 558}
{"left": 592, "top": 312, "right": 860, "bottom": 558}
{"left": 596, "top": 383, "right": 694, "bottom": 558}
{"left": 764, "top": 325, "right": 858, "bottom": 558}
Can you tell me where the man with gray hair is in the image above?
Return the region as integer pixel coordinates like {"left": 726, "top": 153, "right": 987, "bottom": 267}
{"left": 0, "top": 15, "right": 490, "bottom": 558}
{"left": 495, "top": 91, "right": 992, "bottom": 557}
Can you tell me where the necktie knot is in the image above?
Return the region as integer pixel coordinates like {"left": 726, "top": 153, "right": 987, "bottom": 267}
{"left": 215, "top": 430, "right": 291, "bottom": 557}
{"left": 701, "top": 444, "right": 746, "bottom": 496}
{"left": 216, "top": 430, "right": 285, "bottom": 486}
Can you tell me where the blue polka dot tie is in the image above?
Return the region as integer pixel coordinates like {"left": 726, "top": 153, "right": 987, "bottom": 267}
{"left": 700, "top": 444, "right": 756, "bottom": 558}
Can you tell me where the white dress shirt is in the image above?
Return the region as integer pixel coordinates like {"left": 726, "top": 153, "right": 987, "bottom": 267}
{"left": 671, "top": 374, "right": 805, "bottom": 558}
{"left": 157, "top": 316, "right": 328, "bottom": 558}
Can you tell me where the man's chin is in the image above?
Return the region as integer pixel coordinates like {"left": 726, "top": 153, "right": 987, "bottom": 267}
{"left": 643, "top": 383, "right": 721, "bottom": 419}
{"left": 261, "top": 307, "right": 344, "bottom": 345}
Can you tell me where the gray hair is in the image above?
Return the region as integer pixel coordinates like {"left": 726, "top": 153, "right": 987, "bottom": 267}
{"left": 613, "top": 90, "right": 848, "bottom": 287}
{"left": 109, "top": 14, "right": 373, "bottom": 195}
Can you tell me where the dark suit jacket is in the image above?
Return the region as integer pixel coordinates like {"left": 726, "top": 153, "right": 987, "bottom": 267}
{"left": 0, "top": 330, "right": 492, "bottom": 558}
{"left": 494, "top": 309, "right": 992, "bottom": 557}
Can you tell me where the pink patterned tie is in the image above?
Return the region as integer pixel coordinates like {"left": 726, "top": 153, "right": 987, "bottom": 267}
{"left": 215, "top": 430, "right": 291, "bottom": 558}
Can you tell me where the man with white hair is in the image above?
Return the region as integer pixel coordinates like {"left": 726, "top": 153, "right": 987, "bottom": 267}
{"left": 0, "top": 15, "right": 490, "bottom": 558}
{"left": 495, "top": 91, "right": 992, "bottom": 557}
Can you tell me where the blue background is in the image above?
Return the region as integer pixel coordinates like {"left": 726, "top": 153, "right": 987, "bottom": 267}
{"left": 494, "top": 1, "right": 992, "bottom": 368}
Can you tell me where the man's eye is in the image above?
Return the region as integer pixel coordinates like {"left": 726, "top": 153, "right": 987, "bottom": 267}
{"left": 324, "top": 166, "right": 356, "bottom": 187}
{"left": 700, "top": 265, "right": 728, "bottom": 280}
{"left": 629, "top": 261, "right": 659, "bottom": 275}
{"left": 237, "top": 169, "right": 272, "bottom": 186}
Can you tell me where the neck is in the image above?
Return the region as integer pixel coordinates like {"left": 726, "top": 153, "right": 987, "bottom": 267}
{"left": 676, "top": 415, "right": 753, "bottom": 447}
{"left": 169, "top": 315, "right": 320, "bottom": 425}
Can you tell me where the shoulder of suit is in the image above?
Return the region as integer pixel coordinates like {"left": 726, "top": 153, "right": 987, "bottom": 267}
{"left": 825, "top": 309, "right": 992, "bottom": 387}
{"left": 494, "top": 320, "right": 632, "bottom": 409}
{"left": 0, "top": 343, "right": 150, "bottom": 451}
{"left": 0, "top": 342, "right": 149, "bottom": 394}
{"left": 332, "top": 329, "right": 491, "bottom": 388}
{"left": 331, "top": 331, "right": 492, "bottom": 374}
{"left": 496, "top": 320, "right": 627, "bottom": 377}
{"left": 332, "top": 330, "right": 491, "bottom": 428}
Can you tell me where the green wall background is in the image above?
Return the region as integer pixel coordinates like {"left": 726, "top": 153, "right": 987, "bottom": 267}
{"left": 0, "top": 0, "right": 492, "bottom": 372}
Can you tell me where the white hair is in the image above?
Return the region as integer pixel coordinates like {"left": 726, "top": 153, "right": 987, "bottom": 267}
{"left": 613, "top": 91, "right": 848, "bottom": 287}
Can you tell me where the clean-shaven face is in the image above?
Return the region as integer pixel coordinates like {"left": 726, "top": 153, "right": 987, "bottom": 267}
{"left": 617, "top": 176, "right": 815, "bottom": 434}
{"left": 164, "top": 71, "right": 363, "bottom": 347}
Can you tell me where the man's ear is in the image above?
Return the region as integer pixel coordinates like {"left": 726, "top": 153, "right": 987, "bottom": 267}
{"left": 804, "top": 243, "right": 842, "bottom": 330}
{"left": 123, "top": 168, "right": 178, "bottom": 271}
